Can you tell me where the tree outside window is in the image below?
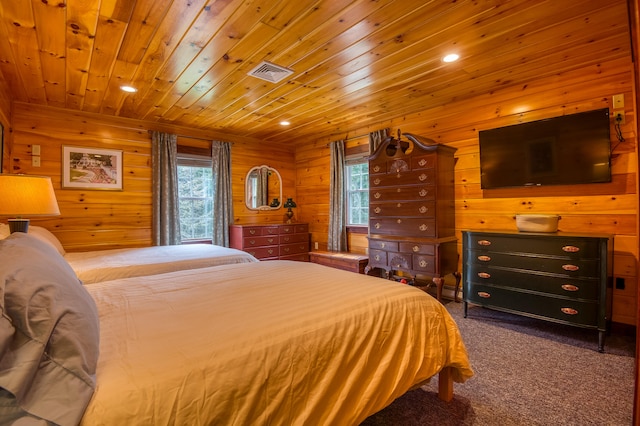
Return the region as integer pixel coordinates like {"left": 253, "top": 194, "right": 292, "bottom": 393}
{"left": 346, "top": 161, "right": 369, "bottom": 226}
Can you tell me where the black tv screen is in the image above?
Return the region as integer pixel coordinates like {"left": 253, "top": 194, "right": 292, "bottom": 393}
{"left": 479, "top": 108, "right": 612, "bottom": 189}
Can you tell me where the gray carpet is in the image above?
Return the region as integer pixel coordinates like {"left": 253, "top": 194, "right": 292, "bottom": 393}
{"left": 362, "top": 301, "right": 635, "bottom": 425}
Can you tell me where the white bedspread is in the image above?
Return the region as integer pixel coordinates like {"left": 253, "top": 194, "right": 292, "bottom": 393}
{"left": 64, "top": 244, "right": 258, "bottom": 284}
{"left": 82, "top": 261, "right": 472, "bottom": 425}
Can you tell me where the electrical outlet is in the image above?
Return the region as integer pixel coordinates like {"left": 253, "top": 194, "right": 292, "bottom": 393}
{"left": 314, "top": 241, "right": 318, "bottom": 250}
{"left": 614, "top": 110, "right": 625, "bottom": 125}
{"left": 32, "top": 156, "right": 41, "bottom": 167}
{"left": 613, "top": 93, "right": 624, "bottom": 108}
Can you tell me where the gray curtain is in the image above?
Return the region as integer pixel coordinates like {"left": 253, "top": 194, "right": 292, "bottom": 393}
{"left": 328, "top": 140, "right": 347, "bottom": 251}
{"left": 369, "top": 128, "right": 390, "bottom": 154}
{"left": 151, "top": 131, "right": 181, "bottom": 245}
{"left": 212, "top": 141, "right": 233, "bottom": 247}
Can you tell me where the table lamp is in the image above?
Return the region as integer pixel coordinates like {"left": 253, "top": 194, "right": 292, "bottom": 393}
{"left": 283, "top": 197, "right": 296, "bottom": 223}
{"left": 0, "top": 174, "right": 61, "bottom": 233}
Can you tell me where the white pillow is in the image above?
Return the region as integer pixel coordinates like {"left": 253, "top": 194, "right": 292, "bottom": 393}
{"left": 0, "top": 223, "right": 8, "bottom": 239}
{"left": 28, "top": 226, "right": 66, "bottom": 256}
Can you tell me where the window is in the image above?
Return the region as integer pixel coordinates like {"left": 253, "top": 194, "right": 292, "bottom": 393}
{"left": 177, "top": 155, "right": 213, "bottom": 241}
{"left": 346, "top": 160, "right": 369, "bottom": 225}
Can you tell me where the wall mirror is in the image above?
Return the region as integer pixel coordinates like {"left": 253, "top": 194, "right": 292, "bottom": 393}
{"left": 245, "top": 165, "right": 282, "bottom": 210}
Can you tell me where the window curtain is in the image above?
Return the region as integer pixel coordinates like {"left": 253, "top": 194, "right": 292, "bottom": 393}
{"left": 212, "top": 141, "right": 233, "bottom": 247}
{"left": 151, "top": 131, "right": 181, "bottom": 245}
{"left": 328, "top": 140, "right": 347, "bottom": 251}
{"left": 369, "top": 128, "right": 390, "bottom": 154}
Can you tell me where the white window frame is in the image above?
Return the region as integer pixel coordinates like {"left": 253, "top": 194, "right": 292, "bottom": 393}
{"left": 177, "top": 153, "right": 214, "bottom": 242}
{"left": 345, "top": 156, "right": 369, "bottom": 226}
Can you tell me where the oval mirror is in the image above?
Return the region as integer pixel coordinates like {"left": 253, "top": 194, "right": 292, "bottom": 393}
{"left": 245, "top": 165, "right": 283, "bottom": 210}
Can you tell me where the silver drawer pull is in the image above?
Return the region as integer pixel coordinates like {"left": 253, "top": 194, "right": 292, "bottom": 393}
{"left": 374, "top": 192, "right": 381, "bottom": 199}
{"left": 562, "top": 245, "right": 580, "bottom": 253}
{"left": 477, "top": 255, "right": 491, "bottom": 262}
{"left": 478, "top": 291, "right": 491, "bottom": 298}
{"left": 412, "top": 245, "right": 420, "bottom": 252}
{"left": 373, "top": 165, "right": 381, "bottom": 172}
{"left": 374, "top": 178, "right": 381, "bottom": 185}
{"left": 561, "top": 307, "right": 578, "bottom": 315}
{"left": 419, "top": 189, "right": 428, "bottom": 197}
{"left": 561, "top": 284, "right": 579, "bottom": 292}
{"left": 419, "top": 224, "right": 429, "bottom": 231}
{"left": 419, "top": 205, "right": 428, "bottom": 213}
{"left": 419, "top": 259, "right": 428, "bottom": 267}
{"left": 562, "top": 264, "right": 579, "bottom": 272}
{"left": 419, "top": 173, "right": 428, "bottom": 181}
{"left": 478, "top": 272, "right": 490, "bottom": 279}
{"left": 478, "top": 240, "right": 491, "bottom": 246}
{"left": 418, "top": 159, "right": 427, "bottom": 166}
{"left": 375, "top": 207, "right": 381, "bottom": 213}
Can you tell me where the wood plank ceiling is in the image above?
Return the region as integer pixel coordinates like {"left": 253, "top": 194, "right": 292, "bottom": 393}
{"left": 0, "top": 0, "right": 632, "bottom": 144}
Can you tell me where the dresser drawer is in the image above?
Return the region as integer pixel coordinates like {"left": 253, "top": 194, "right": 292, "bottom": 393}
{"left": 399, "top": 241, "right": 435, "bottom": 255}
{"left": 468, "top": 234, "right": 602, "bottom": 259}
{"left": 411, "top": 154, "right": 436, "bottom": 170}
{"left": 369, "top": 240, "right": 398, "bottom": 251}
{"left": 242, "top": 226, "right": 280, "bottom": 237}
{"left": 412, "top": 254, "right": 436, "bottom": 274}
{"left": 370, "top": 169, "right": 435, "bottom": 187}
{"left": 466, "top": 283, "right": 599, "bottom": 327}
{"left": 370, "top": 186, "right": 435, "bottom": 202}
{"left": 280, "top": 233, "right": 308, "bottom": 244}
{"left": 246, "top": 246, "right": 279, "bottom": 260}
{"left": 368, "top": 249, "right": 389, "bottom": 268}
{"left": 388, "top": 252, "right": 411, "bottom": 270}
{"left": 280, "top": 242, "right": 309, "bottom": 257}
{"left": 244, "top": 235, "right": 279, "bottom": 247}
{"left": 370, "top": 217, "right": 436, "bottom": 237}
{"left": 370, "top": 201, "right": 435, "bottom": 218}
{"left": 467, "top": 250, "right": 601, "bottom": 278}
{"left": 465, "top": 265, "right": 599, "bottom": 300}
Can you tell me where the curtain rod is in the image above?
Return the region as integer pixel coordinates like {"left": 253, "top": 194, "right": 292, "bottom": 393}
{"left": 326, "top": 133, "right": 369, "bottom": 146}
{"left": 147, "top": 130, "right": 233, "bottom": 143}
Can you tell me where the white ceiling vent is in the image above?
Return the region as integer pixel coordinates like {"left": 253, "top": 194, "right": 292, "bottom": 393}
{"left": 247, "top": 61, "right": 294, "bottom": 83}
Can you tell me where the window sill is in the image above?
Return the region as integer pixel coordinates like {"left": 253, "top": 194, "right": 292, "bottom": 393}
{"left": 346, "top": 225, "right": 368, "bottom": 234}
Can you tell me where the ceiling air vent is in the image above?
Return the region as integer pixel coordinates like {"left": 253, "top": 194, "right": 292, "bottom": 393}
{"left": 247, "top": 61, "right": 294, "bottom": 83}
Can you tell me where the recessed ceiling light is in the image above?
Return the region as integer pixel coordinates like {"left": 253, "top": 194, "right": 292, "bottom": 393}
{"left": 442, "top": 53, "right": 459, "bottom": 63}
{"left": 280, "top": 121, "right": 290, "bottom": 126}
{"left": 120, "top": 85, "right": 137, "bottom": 93}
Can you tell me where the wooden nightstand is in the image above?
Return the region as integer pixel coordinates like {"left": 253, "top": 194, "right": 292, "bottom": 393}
{"left": 309, "top": 251, "right": 369, "bottom": 274}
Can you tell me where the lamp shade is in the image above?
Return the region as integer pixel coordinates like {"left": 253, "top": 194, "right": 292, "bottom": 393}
{"left": 0, "top": 174, "right": 60, "bottom": 216}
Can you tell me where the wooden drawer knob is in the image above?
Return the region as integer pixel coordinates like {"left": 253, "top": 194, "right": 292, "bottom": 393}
{"left": 478, "top": 240, "right": 491, "bottom": 246}
{"left": 478, "top": 272, "right": 490, "bottom": 279}
{"left": 561, "top": 307, "right": 578, "bottom": 315}
{"left": 561, "top": 284, "right": 579, "bottom": 292}
{"left": 478, "top": 291, "right": 491, "bottom": 298}
{"left": 562, "top": 264, "right": 579, "bottom": 272}
{"left": 477, "top": 255, "right": 491, "bottom": 262}
{"left": 562, "top": 245, "right": 580, "bottom": 253}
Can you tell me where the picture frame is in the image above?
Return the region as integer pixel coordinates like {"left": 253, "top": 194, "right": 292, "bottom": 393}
{"left": 62, "top": 146, "right": 123, "bottom": 190}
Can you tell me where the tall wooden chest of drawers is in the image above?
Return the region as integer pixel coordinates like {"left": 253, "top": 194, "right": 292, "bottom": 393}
{"left": 367, "top": 133, "right": 459, "bottom": 301}
{"left": 229, "top": 223, "right": 310, "bottom": 261}
{"left": 462, "top": 230, "right": 612, "bottom": 352}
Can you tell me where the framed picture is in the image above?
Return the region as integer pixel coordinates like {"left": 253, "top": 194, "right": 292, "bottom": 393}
{"left": 62, "top": 146, "right": 123, "bottom": 190}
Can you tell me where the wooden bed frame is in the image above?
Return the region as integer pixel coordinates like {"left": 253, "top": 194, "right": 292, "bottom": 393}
{"left": 438, "top": 367, "right": 454, "bottom": 401}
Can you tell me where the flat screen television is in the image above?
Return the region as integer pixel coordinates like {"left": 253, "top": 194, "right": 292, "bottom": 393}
{"left": 479, "top": 108, "right": 612, "bottom": 189}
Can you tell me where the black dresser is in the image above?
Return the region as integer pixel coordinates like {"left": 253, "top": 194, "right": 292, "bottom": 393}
{"left": 462, "top": 230, "right": 612, "bottom": 352}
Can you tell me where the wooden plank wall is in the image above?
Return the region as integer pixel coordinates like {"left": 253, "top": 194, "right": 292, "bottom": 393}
{"left": 295, "top": 57, "right": 638, "bottom": 325}
{"left": 8, "top": 102, "right": 296, "bottom": 251}
{"left": 0, "top": 75, "right": 10, "bottom": 173}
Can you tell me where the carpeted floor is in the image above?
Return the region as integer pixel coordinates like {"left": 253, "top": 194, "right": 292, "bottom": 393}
{"left": 362, "top": 301, "right": 635, "bottom": 425}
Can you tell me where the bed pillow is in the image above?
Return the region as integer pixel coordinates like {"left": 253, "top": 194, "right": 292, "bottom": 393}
{"left": 0, "top": 223, "right": 8, "bottom": 239}
{"left": 28, "top": 225, "right": 66, "bottom": 256}
{"left": 0, "top": 233, "right": 99, "bottom": 425}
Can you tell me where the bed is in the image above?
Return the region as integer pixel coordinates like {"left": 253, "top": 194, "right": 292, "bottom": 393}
{"left": 0, "top": 233, "right": 473, "bottom": 425}
{"left": 0, "top": 223, "right": 259, "bottom": 284}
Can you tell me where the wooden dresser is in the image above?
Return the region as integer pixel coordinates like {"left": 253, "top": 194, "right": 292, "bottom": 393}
{"left": 367, "top": 133, "right": 459, "bottom": 301}
{"left": 309, "top": 251, "right": 369, "bottom": 274}
{"left": 229, "top": 223, "right": 310, "bottom": 261}
{"left": 462, "top": 230, "right": 612, "bottom": 352}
